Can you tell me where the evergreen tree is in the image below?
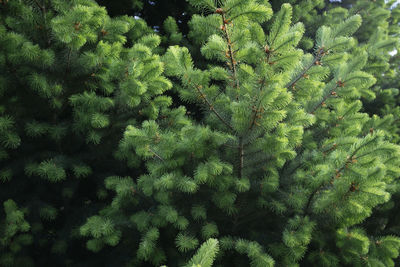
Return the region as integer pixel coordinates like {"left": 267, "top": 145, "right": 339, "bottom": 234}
{"left": 0, "top": 0, "right": 171, "bottom": 265}
{"left": 1, "top": 0, "right": 400, "bottom": 266}
{"left": 81, "top": 0, "right": 400, "bottom": 266}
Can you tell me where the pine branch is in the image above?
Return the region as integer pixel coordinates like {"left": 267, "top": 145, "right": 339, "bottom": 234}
{"left": 303, "top": 163, "right": 345, "bottom": 216}
{"left": 148, "top": 147, "right": 165, "bottom": 162}
{"left": 303, "top": 135, "right": 375, "bottom": 215}
{"left": 286, "top": 48, "right": 325, "bottom": 90}
{"left": 33, "top": 0, "right": 44, "bottom": 11}
{"left": 248, "top": 78, "right": 266, "bottom": 131}
{"left": 220, "top": 13, "right": 240, "bottom": 94}
{"left": 194, "top": 84, "right": 234, "bottom": 131}
{"left": 32, "top": 0, "right": 51, "bottom": 47}
{"left": 309, "top": 83, "right": 339, "bottom": 114}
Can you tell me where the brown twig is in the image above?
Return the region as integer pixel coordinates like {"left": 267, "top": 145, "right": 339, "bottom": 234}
{"left": 220, "top": 13, "right": 240, "bottom": 94}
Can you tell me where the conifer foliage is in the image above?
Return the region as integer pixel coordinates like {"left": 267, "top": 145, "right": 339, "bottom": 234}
{"left": 1, "top": 0, "right": 400, "bottom": 266}
{"left": 0, "top": 0, "right": 170, "bottom": 265}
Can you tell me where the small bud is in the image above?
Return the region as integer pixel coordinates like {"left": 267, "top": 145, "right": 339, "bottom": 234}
{"left": 337, "top": 80, "right": 345, "bottom": 87}
{"left": 369, "top": 128, "right": 374, "bottom": 134}
{"left": 215, "top": 8, "right": 224, "bottom": 14}
{"left": 349, "top": 183, "right": 357, "bottom": 192}
{"left": 315, "top": 60, "right": 321, "bottom": 65}
{"left": 74, "top": 22, "right": 81, "bottom": 31}
{"left": 225, "top": 51, "right": 230, "bottom": 58}
{"left": 331, "top": 91, "right": 337, "bottom": 96}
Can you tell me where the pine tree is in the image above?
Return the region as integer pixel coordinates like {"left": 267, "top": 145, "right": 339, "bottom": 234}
{"left": 80, "top": 0, "right": 400, "bottom": 266}
{"left": 2, "top": 0, "right": 400, "bottom": 266}
{"left": 285, "top": 3, "right": 400, "bottom": 262}
{"left": 0, "top": 0, "right": 171, "bottom": 265}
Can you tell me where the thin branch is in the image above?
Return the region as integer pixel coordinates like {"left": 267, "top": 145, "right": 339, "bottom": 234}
{"left": 303, "top": 139, "right": 370, "bottom": 216}
{"left": 304, "top": 163, "right": 345, "bottom": 216}
{"left": 148, "top": 147, "right": 165, "bottom": 162}
{"left": 194, "top": 85, "right": 235, "bottom": 131}
{"left": 33, "top": 0, "right": 45, "bottom": 11}
{"left": 221, "top": 13, "right": 240, "bottom": 93}
{"left": 286, "top": 49, "right": 324, "bottom": 90}
{"left": 309, "top": 83, "right": 339, "bottom": 114}
{"left": 248, "top": 78, "right": 266, "bottom": 131}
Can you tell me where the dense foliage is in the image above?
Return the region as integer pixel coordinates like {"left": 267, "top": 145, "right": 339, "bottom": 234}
{"left": 1, "top": 0, "right": 399, "bottom": 266}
